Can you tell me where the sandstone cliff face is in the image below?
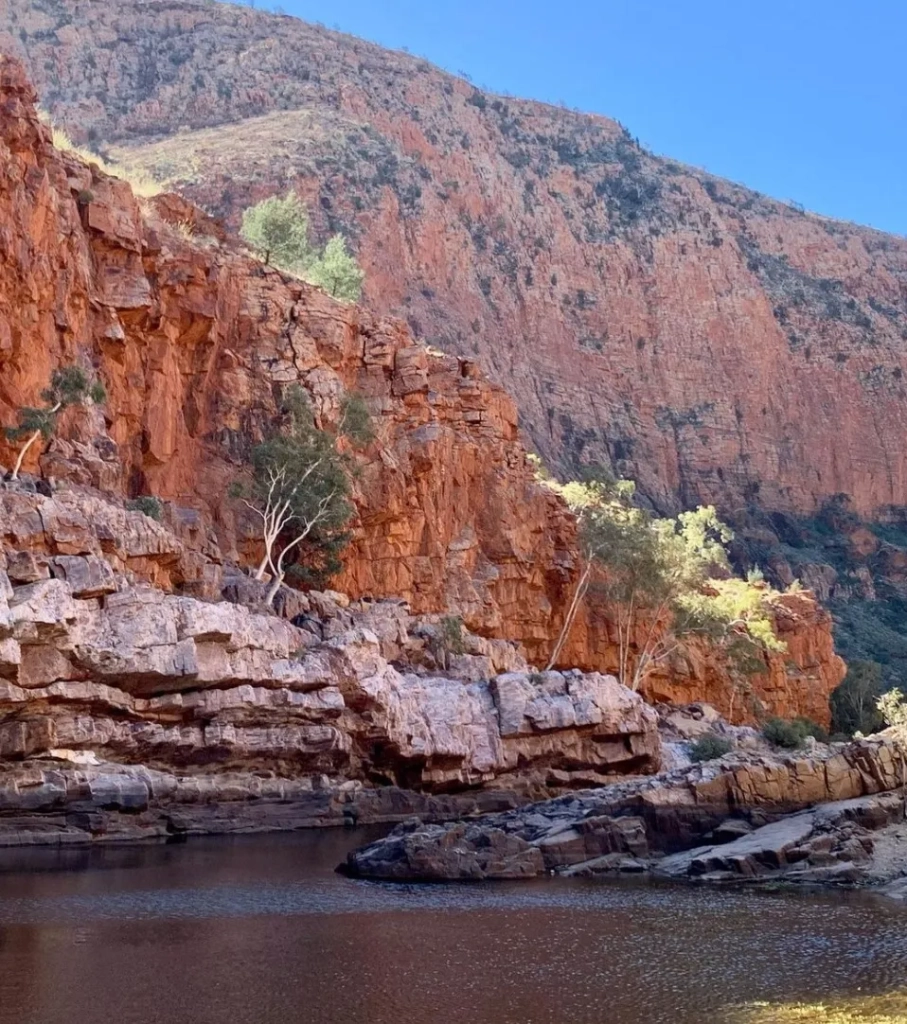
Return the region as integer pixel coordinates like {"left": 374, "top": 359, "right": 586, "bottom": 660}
{"left": 4, "top": 0, "right": 906, "bottom": 519}
{"left": 0, "top": 55, "right": 843, "bottom": 724}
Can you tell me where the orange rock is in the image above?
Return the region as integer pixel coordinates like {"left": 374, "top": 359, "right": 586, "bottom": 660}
{"left": 0, "top": 57, "right": 842, "bottom": 725}
{"left": 6, "top": 1, "right": 905, "bottom": 523}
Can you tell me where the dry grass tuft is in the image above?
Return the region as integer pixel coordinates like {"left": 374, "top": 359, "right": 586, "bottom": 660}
{"left": 43, "top": 114, "right": 163, "bottom": 198}
{"left": 738, "top": 991, "right": 907, "bottom": 1024}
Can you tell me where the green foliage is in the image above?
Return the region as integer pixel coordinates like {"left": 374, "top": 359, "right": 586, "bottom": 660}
{"left": 239, "top": 195, "right": 364, "bottom": 301}
{"left": 831, "top": 660, "right": 885, "bottom": 736}
{"left": 689, "top": 734, "right": 733, "bottom": 763}
{"left": 339, "top": 393, "right": 375, "bottom": 447}
{"left": 238, "top": 385, "right": 362, "bottom": 602}
{"left": 5, "top": 365, "right": 105, "bottom": 479}
{"left": 305, "top": 234, "right": 365, "bottom": 302}
{"left": 526, "top": 452, "right": 551, "bottom": 482}
{"left": 43, "top": 366, "right": 89, "bottom": 408}
{"left": 678, "top": 578, "right": 787, "bottom": 656}
{"left": 250, "top": 417, "right": 352, "bottom": 541}
{"left": 240, "top": 192, "right": 316, "bottom": 271}
{"left": 549, "top": 472, "right": 783, "bottom": 687}
{"left": 125, "top": 496, "right": 163, "bottom": 522}
{"left": 439, "top": 615, "right": 466, "bottom": 657}
{"left": 762, "top": 717, "right": 804, "bottom": 749}
{"left": 762, "top": 716, "right": 828, "bottom": 750}
{"left": 877, "top": 688, "right": 907, "bottom": 728}
{"left": 6, "top": 406, "right": 55, "bottom": 444}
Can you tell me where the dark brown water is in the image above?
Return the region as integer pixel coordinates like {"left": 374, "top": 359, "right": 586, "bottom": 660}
{"left": 0, "top": 828, "right": 904, "bottom": 1024}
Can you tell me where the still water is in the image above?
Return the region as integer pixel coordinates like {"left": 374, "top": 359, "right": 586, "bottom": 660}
{"left": 0, "top": 828, "right": 904, "bottom": 1024}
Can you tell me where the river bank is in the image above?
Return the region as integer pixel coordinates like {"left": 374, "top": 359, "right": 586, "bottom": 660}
{"left": 344, "top": 731, "right": 907, "bottom": 898}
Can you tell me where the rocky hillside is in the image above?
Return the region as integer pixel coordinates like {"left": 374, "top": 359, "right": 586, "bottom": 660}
{"left": 4, "top": 0, "right": 907, "bottom": 522}
{"left": 0, "top": 54, "right": 843, "bottom": 728}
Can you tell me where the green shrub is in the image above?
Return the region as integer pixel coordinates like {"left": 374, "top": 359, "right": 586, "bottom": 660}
{"left": 762, "top": 716, "right": 827, "bottom": 749}
{"left": 794, "top": 717, "right": 829, "bottom": 743}
{"left": 878, "top": 688, "right": 907, "bottom": 728}
{"left": 305, "top": 234, "right": 364, "bottom": 303}
{"left": 240, "top": 194, "right": 363, "bottom": 301}
{"left": 439, "top": 615, "right": 466, "bottom": 657}
{"left": 240, "top": 192, "right": 316, "bottom": 271}
{"left": 689, "top": 734, "right": 733, "bottom": 763}
{"left": 762, "top": 717, "right": 803, "bottom": 749}
{"left": 126, "top": 496, "right": 163, "bottom": 521}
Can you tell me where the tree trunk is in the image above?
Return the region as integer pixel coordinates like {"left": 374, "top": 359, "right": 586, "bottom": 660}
{"left": 264, "top": 570, "right": 285, "bottom": 608}
{"left": 546, "top": 562, "right": 591, "bottom": 671}
{"left": 10, "top": 429, "right": 42, "bottom": 482}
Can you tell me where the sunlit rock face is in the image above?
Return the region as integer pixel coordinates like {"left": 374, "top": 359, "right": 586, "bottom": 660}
{"left": 0, "top": 56, "right": 844, "bottom": 724}
{"left": 5, "top": 0, "right": 907, "bottom": 520}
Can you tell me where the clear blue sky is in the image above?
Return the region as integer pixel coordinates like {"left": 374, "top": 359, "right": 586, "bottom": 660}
{"left": 249, "top": 0, "right": 906, "bottom": 236}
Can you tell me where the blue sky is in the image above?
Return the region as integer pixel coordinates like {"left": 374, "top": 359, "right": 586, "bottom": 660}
{"left": 249, "top": 0, "right": 906, "bottom": 236}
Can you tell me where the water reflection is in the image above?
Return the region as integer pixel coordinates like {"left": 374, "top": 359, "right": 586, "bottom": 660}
{"left": 0, "top": 831, "right": 904, "bottom": 1024}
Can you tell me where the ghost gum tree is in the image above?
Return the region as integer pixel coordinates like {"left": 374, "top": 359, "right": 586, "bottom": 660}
{"left": 4, "top": 366, "right": 106, "bottom": 480}
{"left": 543, "top": 471, "right": 785, "bottom": 694}
{"left": 236, "top": 386, "right": 373, "bottom": 606}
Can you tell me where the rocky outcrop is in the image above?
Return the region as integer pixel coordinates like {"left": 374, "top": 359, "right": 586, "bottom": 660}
{"left": 344, "top": 734, "right": 907, "bottom": 883}
{"left": 0, "top": 761, "right": 535, "bottom": 847}
{"left": 0, "top": 55, "right": 844, "bottom": 722}
{"left": 0, "top": 550, "right": 663, "bottom": 844}
{"left": 0, "top": 488, "right": 218, "bottom": 594}
{"left": 5, "top": 0, "right": 906, "bottom": 520}
{"left": 656, "top": 793, "right": 905, "bottom": 885}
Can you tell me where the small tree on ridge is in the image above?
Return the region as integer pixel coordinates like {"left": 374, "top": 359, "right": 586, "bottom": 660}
{"left": 240, "top": 193, "right": 364, "bottom": 302}
{"left": 306, "top": 234, "right": 365, "bottom": 302}
{"left": 240, "top": 192, "right": 316, "bottom": 272}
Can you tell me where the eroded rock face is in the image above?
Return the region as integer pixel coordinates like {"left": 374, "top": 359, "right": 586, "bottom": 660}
{"left": 0, "top": 566, "right": 661, "bottom": 794}
{"left": 344, "top": 734, "right": 907, "bottom": 880}
{"left": 4, "top": 0, "right": 906, "bottom": 519}
{"left": 0, "top": 57, "right": 844, "bottom": 723}
{"left": 0, "top": 762, "right": 535, "bottom": 847}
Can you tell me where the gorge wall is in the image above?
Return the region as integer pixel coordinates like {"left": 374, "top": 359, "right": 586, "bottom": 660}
{"left": 0, "top": 55, "right": 844, "bottom": 726}
{"left": 3, "top": 0, "right": 907, "bottom": 520}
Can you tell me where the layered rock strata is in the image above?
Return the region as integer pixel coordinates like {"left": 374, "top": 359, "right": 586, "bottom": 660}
{"left": 0, "top": 547, "right": 666, "bottom": 844}
{"left": 344, "top": 734, "right": 907, "bottom": 886}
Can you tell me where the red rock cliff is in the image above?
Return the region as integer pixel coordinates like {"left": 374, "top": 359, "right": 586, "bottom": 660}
{"left": 0, "top": 55, "right": 843, "bottom": 723}
{"left": 3, "top": 0, "right": 905, "bottom": 519}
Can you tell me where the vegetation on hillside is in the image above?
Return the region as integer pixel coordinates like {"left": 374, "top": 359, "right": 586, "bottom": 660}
{"left": 240, "top": 193, "right": 364, "bottom": 301}
{"left": 689, "top": 734, "right": 733, "bottom": 763}
{"left": 762, "top": 716, "right": 828, "bottom": 749}
{"left": 541, "top": 469, "right": 786, "bottom": 697}
{"left": 233, "top": 386, "right": 372, "bottom": 604}
{"left": 878, "top": 687, "right": 907, "bottom": 729}
{"left": 42, "top": 114, "right": 162, "bottom": 198}
{"left": 4, "top": 366, "right": 105, "bottom": 480}
{"left": 734, "top": 494, "right": 907, "bottom": 734}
